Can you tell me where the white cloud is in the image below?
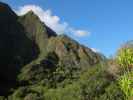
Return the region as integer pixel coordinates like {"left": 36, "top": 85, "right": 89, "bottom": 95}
{"left": 91, "top": 48, "right": 100, "bottom": 53}
{"left": 70, "top": 29, "right": 90, "bottom": 37}
{"left": 15, "top": 5, "right": 90, "bottom": 37}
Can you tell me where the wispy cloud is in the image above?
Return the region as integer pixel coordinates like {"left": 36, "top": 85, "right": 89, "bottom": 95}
{"left": 91, "top": 48, "right": 100, "bottom": 53}
{"left": 69, "top": 28, "right": 90, "bottom": 37}
{"left": 15, "top": 5, "right": 90, "bottom": 37}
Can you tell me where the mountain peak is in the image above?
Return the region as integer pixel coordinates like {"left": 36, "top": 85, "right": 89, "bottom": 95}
{"left": 25, "top": 10, "right": 38, "bottom": 17}
{"left": 23, "top": 10, "right": 40, "bottom": 20}
{"left": 0, "top": 2, "right": 16, "bottom": 14}
{"left": 27, "top": 10, "right": 35, "bottom": 14}
{"left": 19, "top": 10, "right": 57, "bottom": 39}
{"left": 0, "top": 2, "right": 9, "bottom": 9}
{"left": 0, "top": 2, "right": 17, "bottom": 20}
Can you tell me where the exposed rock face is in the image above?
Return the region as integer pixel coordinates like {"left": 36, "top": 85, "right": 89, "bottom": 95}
{"left": 46, "top": 35, "right": 101, "bottom": 68}
{"left": 19, "top": 11, "right": 57, "bottom": 53}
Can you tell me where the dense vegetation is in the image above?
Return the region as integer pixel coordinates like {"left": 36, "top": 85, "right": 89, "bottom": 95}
{"left": 116, "top": 46, "right": 133, "bottom": 100}
{"left": 0, "top": 2, "right": 133, "bottom": 100}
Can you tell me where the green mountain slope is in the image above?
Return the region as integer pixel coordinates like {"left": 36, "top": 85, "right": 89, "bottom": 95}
{"left": 17, "top": 12, "right": 104, "bottom": 86}
{"left": 0, "top": 2, "right": 103, "bottom": 95}
{"left": 0, "top": 2, "right": 125, "bottom": 100}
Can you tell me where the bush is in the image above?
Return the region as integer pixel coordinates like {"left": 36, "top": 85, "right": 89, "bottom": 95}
{"left": 24, "top": 93, "right": 43, "bottom": 100}
{"left": 79, "top": 64, "right": 124, "bottom": 100}
{"left": 9, "top": 87, "right": 44, "bottom": 100}
{"left": 44, "top": 83, "right": 82, "bottom": 100}
{"left": 118, "top": 72, "right": 133, "bottom": 100}
{"left": 116, "top": 48, "right": 133, "bottom": 72}
{"left": 116, "top": 47, "right": 133, "bottom": 99}
{"left": 98, "top": 83, "right": 125, "bottom": 100}
{"left": 0, "top": 97, "right": 5, "bottom": 100}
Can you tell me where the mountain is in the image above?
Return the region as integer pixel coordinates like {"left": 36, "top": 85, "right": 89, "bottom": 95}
{"left": 121, "top": 40, "right": 133, "bottom": 48}
{"left": 0, "top": 2, "right": 110, "bottom": 99}
{"left": 0, "top": 2, "right": 41, "bottom": 95}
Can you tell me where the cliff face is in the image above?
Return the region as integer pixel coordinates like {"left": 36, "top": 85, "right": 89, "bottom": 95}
{"left": 0, "top": 2, "right": 31, "bottom": 80}
{"left": 0, "top": 2, "right": 40, "bottom": 95}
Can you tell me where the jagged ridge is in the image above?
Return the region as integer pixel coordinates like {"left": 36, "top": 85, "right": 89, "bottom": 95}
{"left": 0, "top": 2, "right": 104, "bottom": 96}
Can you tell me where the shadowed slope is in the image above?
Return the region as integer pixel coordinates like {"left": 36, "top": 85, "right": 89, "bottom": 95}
{"left": 0, "top": 2, "right": 39, "bottom": 95}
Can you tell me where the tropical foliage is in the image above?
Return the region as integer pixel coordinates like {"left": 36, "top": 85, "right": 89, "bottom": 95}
{"left": 116, "top": 47, "right": 133, "bottom": 100}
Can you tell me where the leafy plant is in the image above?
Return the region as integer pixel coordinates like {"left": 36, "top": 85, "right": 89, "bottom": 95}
{"left": 116, "top": 48, "right": 133, "bottom": 72}
{"left": 118, "top": 72, "right": 133, "bottom": 100}
{"left": 116, "top": 47, "right": 133, "bottom": 99}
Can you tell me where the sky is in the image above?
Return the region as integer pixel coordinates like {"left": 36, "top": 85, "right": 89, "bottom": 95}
{"left": 2, "top": 0, "right": 133, "bottom": 57}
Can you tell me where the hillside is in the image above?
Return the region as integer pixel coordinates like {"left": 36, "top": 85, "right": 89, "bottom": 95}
{"left": 0, "top": 2, "right": 127, "bottom": 100}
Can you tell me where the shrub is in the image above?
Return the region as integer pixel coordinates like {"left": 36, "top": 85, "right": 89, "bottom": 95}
{"left": 97, "top": 83, "right": 125, "bottom": 100}
{"left": 118, "top": 72, "right": 133, "bottom": 100}
{"left": 79, "top": 64, "right": 124, "bottom": 100}
{"left": 24, "top": 93, "right": 43, "bottom": 100}
{"left": 44, "top": 83, "right": 82, "bottom": 100}
{"left": 116, "top": 47, "right": 133, "bottom": 99}
{"left": 0, "top": 97, "right": 5, "bottom": 100}
{"left": 116, "top": 48, "right": 133, "bottom": 72}
{"left": 9, "top": 87, "right": 44, "bottom": 100}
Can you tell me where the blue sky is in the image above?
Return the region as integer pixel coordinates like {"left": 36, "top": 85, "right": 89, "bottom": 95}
{"left": 2, "top": 0, "right": 133, "bottom": 57}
